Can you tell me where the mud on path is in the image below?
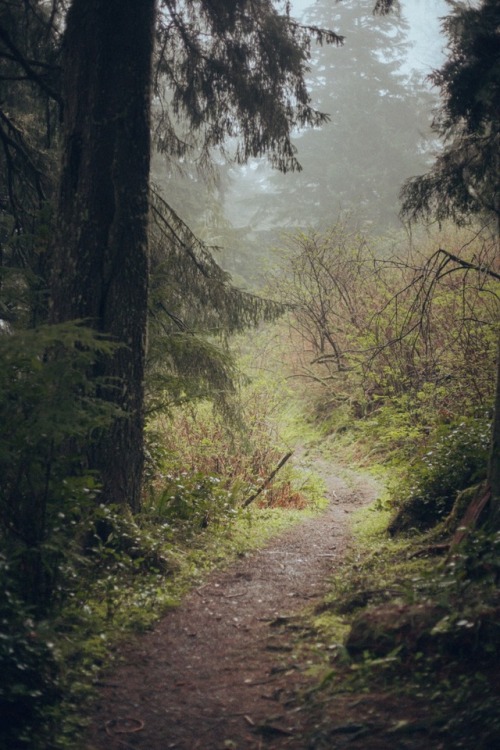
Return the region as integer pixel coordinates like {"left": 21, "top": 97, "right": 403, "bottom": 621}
{"left": 85, "top": 457, "right": 379, "bottom": 750}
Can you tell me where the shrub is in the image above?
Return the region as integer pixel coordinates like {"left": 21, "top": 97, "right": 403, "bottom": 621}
{"left": 147, "top": 470, "right": 238, "bottom": 531}
{"left": 0, "top": 322, "right": 119, "bottom": 611}
{"left": 0, "top": 557, "right": 61, "bottom": 750}
{"left": 388, "top": 418, "right": 490, "bottom": 534}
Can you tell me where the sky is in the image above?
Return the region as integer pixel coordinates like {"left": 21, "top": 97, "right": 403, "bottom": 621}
{"left": 400, "top": 0, "right": 448, "bottom": 75}
{"left": 291, "top": 0, "right": 448, "bottom": 77}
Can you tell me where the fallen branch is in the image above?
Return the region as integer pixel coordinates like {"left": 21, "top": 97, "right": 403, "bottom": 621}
{"left": 408, "top": 543, "right": 450, "bottom": 559}
{"left": 450, "top": 486, "right": 491, "bottom": 551}
{"left": 242, "top": 452, "right": 293, "bottom": 508}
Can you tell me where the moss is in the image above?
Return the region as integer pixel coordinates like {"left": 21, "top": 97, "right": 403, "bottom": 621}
{"left": 313, "top": 611, "right": 351, "bottom": 645}
{"left": 351, "top": 503, "right": 393, "bottom": 541}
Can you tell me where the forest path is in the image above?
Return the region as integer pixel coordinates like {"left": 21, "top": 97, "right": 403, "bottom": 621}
{"left": 84, "top": 452, "right": 380, "bottom": 750}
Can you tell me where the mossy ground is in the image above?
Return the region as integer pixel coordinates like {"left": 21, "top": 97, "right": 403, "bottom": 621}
{"left": 283, "top": 495, "right": 500, "bottom": 749}
{"left": 48, "top": 492, "right": 328, "bottom": 748}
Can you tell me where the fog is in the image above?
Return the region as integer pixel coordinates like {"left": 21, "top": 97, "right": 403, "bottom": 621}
{"left": 292, "top": 0, "right": 448, "bottom": 76}
{"left": 220, "top": 0, "right": 449, "bottom": 274}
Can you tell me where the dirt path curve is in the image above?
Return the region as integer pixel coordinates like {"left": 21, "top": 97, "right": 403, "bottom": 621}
{"left": 85, "top": 454, "right": 379, "bottom": 750}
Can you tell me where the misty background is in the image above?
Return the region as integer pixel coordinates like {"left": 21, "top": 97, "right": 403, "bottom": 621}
{"left": 153, "top": 0, "right": 449, "bottom": 285}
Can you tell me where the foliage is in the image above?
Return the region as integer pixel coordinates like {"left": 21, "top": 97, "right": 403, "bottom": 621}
{"left": 0, "top": 557, "right": 61, "bottom": 750}
{"left": 145, "top": 373, "right": 319, "bottom": 522}
{"left": 272, "top": 222, "right": 498, "bottom": 462}
{"left": 0, "top": 322, "right": 119, "bottom": 611}
{"left": 0, "top": 0, "right": 62, "bottom": 327}
{"left": 0, "top": 0, "right": 61, "bottom": 228}
{"left": 146, "top": 469, "right": 239, "bottom": 531}
{"left": 399, "top": 0, "right": 500, "bottom": 524}
{"left": 146, "top": 189, "right": 285, "bottom": 413}
{"left": 387, "top": 418, "right": 490, "bottom": 533}
{"left": 153, "top": 0, "right": 343, "bottom": 174}
{"left": 400, "top": 0, "right": 500, "bottom": 226}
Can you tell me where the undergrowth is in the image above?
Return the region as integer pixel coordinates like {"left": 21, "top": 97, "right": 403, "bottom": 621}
{"left": 0, "top": 329, "right": 326, "bottom": 750}
{"left": 294, "top": 500, "right": 500, "bottom": 749}
{"left": 23, "top": 499, "right": 322, "bottom": 750}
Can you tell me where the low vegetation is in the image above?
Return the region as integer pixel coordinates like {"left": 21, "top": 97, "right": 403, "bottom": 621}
{"left": 0, "top": 338, "right": 323, "bottom": 749}
{"left": 285, "top": 490, "right": 500, "bottom": 749}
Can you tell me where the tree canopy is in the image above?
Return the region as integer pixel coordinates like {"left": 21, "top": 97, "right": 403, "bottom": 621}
{"left": 401, "top": 0, "right": 500, "bottom": 226}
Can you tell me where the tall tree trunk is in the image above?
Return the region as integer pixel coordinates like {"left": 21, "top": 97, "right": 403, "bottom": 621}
{"left": 489, "top": 329, "right": 500, "bottom": 525}
{"left": 49, "top": 0, "right": 156, "bottom": 510}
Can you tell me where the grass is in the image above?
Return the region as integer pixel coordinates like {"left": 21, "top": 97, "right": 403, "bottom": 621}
{"left": 285, "top": 489, "right": 500, "bottom": 750}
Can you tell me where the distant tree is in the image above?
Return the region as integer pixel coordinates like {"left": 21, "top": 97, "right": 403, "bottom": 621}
{"left": 225, "top": 0, "right": 435, "bottom": 240}
{"left": 400, "top": 0, "right": 500, "bottom": 523}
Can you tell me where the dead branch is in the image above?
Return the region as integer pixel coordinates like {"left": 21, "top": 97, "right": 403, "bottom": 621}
{"left": 437, "top": 248, "right": 500, "bottom": 282}
{"left": 243, "top": 451, "right": 293, "bottom": 508}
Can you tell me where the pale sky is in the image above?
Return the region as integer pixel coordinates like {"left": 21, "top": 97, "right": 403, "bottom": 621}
{"left": 290, "top": 0, "right": 448, "bottom": 77}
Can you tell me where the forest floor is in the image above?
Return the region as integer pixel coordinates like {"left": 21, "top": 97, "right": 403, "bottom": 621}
{"left": 83, "top": 453, "right": 439, "bottom": 750}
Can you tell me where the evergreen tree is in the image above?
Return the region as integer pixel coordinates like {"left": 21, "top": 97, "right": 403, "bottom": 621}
{"left": 400, "top": 0, "right": 500, "bottom": 524}
{"left": 225, "top": 0, "right": 436, "bottom": 240}
{"left": 401, "top": 0, "right": 500, "bottom": 228}
{"left": 47, "top": 0, "right": 342, "bottom": 510}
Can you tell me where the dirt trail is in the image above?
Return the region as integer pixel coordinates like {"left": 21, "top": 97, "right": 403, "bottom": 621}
{"left": 85, "top": 456, "right": 379, "bottom": 750}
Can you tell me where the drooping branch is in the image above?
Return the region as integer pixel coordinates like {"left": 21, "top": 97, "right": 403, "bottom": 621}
{"left": 0, "top": 23, "right": 62, "bottom": 110}
{"left": 373, "top": 0, "right": 399, "bottom": 15}
{"left": 150, "top": 186, "right": 286, "bottom": 335}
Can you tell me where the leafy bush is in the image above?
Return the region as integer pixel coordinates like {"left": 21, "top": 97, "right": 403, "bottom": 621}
{"left": 0, "top": 322, "right": 119, "bottom": 611}
{"left": 145, "top": 378, "right": 311, "bottom": 517}
{"left": 388, "top": 418, "right": 490, "bottom": 534}
{"left": 0, "top": 557, "right": 61, "bottom": 750}
{"left": 359, "top": 393, "right": 427, "bottom": 459}
{"left": 147, "top": 470, "right": 238, "bottom": 531}
{"left": 0, "top": 323, "right": 127, "bottom": 747}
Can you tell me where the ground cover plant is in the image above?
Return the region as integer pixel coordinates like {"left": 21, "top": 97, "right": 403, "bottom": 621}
{"left": 282, "top": 478, "right": 500, "bottom": 750}
{"left": 0, "top": 349, "right": 324, "bottom": 749}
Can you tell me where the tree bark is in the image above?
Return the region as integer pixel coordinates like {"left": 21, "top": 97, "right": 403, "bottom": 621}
{"left": 49, "top": 0, "right": 156, "bottom": 510}
{"left": 489, "top": 330, "right": 500, "bottom": 525}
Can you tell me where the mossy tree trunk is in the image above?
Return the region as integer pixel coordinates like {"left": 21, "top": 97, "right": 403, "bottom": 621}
{"left": 49, "top": 0, "right": 156, "bottom": 510}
